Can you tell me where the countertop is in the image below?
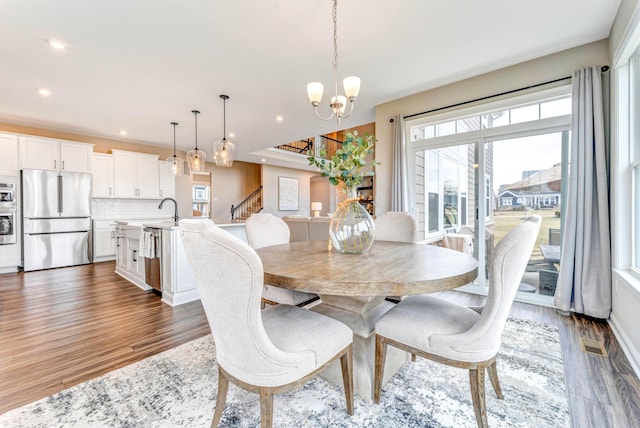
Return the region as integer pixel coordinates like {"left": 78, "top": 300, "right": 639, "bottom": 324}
{"left": 115, "top": 218, "right": 245, "bottom": 231}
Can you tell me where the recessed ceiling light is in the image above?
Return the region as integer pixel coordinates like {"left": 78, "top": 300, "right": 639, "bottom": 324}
{"left": 228, "top": 132, "right": 235, "bottom": 138}
{"left": 261, "top": 158, "right": 267, "bottom": 163}
{"left": 276, "top": 115, "right": 284, "bottom": 122}
{"left": 119, "top": 130, "right": 127, "bottom": 136}
{"left": 47, "top": 39, "right": 66, "bottom": 50}
{"left": 37, "top": 88, "right": 51, "bottom": 97}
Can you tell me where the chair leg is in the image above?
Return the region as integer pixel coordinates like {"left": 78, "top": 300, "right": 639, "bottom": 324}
{"left": 411, "top": 354, "right": 416, "bottom": 362}
{"left": 469, "top": 368, "right": 488, "bottom": 428}
{"left": 339, "top": 345, "right": 354, "bottom": 415}
{"left": 259, "top": 387, "right": 274, "bottom": 428}
{"left": 374, "top": 334, "right": 387, "bottom": 404}
{"left": 211, "top": 367, "right": 229, "bottom": 428}
{"left": 487, "top": 361, "right": 504, "bottom": 399}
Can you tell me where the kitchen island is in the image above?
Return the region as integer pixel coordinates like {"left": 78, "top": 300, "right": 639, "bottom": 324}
{"left": 115, "top": 219, "right": 246, "bottom": 306}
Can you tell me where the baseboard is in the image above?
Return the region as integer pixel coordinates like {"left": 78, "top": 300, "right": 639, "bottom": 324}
{"left": 162, "top": 289, "right": 200, "bottom": 306}
{"left": 608, "top": 313, "right": 640, "bottom": 379}
{"left": 0, "top": 266, "right": 18, "bottom": 274}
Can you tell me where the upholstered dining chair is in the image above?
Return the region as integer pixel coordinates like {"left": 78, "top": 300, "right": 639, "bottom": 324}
{"left": 373, "top": 215, "right": 541, "bottom": 428}
{"left": 179, "top": 220, "right": 354, "bottom": 428}
{"left": 245, "top": 213, "right": 319, "bottom": 307}
{"left": 375, "top": 212, "right": 418, "bottom": 303}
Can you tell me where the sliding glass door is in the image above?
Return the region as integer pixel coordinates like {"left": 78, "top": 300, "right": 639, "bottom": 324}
{"left": 408, "top": 87, "right": 571, "bottom": 306}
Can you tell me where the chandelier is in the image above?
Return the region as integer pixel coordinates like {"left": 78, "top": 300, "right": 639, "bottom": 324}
{"left": 186, "top": 110, "right": 207, "bottom": 173}
{"left": 212, "top": 94, "right": 235, "bottom": 167}
{"left": 306, "top": 0, "right": 360, "bottom": 125}
{"left": 167, "top": 121, "right": 185, "bottom": 176}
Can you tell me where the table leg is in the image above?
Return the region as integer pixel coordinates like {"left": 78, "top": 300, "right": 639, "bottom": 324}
{"left": 311, "top": 296, "right": 409, "bottom": 401}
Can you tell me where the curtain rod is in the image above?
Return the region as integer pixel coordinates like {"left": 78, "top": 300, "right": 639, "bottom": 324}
{"left": 394, "top": 65, "right": 609, "bottom": 123}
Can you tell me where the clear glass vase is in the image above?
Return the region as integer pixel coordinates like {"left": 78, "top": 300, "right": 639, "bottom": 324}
{"left": 330, "top": 188, "right": 375, "bottom": 254}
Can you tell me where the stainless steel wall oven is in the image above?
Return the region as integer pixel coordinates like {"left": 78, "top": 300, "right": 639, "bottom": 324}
{"left": 0, "top": 183, "right": 17, "bottom": 245}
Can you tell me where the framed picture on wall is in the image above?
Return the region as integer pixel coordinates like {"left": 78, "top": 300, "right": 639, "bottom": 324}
{"left": 278, "top": 176, "right": 299, "bottom": 211}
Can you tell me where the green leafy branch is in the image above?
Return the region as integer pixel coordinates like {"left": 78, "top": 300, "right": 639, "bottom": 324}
{"left": 307, "top": 131, "right": 379, "bottom": 190}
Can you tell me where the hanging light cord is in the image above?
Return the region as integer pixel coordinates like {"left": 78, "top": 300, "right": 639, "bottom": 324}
{"left": 194, "top": 111, "right": 199, "bottom": 150}
{"left": 332, "top": 0, "right": 339, "bottom": 100}
{"left": 222, "top": 98, "right": 227, "bottom": 143}
{"left": 171, "top": 122, "right": 178, "bottom": 158}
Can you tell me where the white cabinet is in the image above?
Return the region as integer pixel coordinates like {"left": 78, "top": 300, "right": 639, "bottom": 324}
{"left": 158, "top": 160, "right": 175, "bottom": 199}
{"left": 92, "top": 154, "right": 114, "bottom": 198}
{"left": 0, "top": 133, "right": 19, "bottom": 176}
{"left": 112, "top": 150, "right": 159, "bottom": 199}
{"left": 115, "top": 227, "right": 128, "bottom": 272}
{"left": 114, "top": 224, "right": 148, "bottom": 289}
{"left": 127, "top": 237, "right": 145, "bottom": 282}
{"left": 93, "top": 220, "right": 117, "bottom": 261}
{"left": 160, "top": 227, "right": 199, "bottom": 306}
{"left": 20, "top": 137, "right": 93, "bottom": 173}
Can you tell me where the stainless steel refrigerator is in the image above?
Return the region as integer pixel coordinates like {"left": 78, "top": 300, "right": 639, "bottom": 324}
{"left": 21, "top": 169, "right": 92, "bottom": 271}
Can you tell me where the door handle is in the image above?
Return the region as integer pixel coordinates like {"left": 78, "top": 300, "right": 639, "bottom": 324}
{"left": 57, "top": 174, "right": 63, "bottom": 214}
{"left": 53, "top": 160, "right": 57, "bottom": 170}
{"left": 62, "top": 160, "right": 65, "bottom": 170}
{"left": 133, "top": 249, "right": 137, "bottom": 262}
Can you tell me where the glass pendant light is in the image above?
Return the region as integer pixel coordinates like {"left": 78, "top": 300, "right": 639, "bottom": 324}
{"left": 212, "top": 94, "right": 235, "bottom": 167}
{"left": 186, "top": 110, "right": 207, "bottom": 173}
{"left": 167, "top": 121, "right": 185, "bottom": 176}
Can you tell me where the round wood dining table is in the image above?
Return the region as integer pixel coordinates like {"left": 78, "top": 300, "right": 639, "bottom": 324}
{"left": 256, "top": 240, "right": 479, "bottom": 297}
{"left": 256, "top": 240, "right": 479, "bottom": 401}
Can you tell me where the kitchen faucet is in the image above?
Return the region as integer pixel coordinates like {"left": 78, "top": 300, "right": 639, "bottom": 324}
{"left": 159, "top": 198, "right": 179, "bottom": 223}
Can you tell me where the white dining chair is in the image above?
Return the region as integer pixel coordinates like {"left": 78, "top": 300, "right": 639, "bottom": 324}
{"left": 179, "top": 220, "right": 354, "bottom": 428}
{"left": 245, "top": 213, "right": 319, "bottom": 307}
{"left": 373, "top": 215, "right": 541, "bottom": 428}
{"left": 375, "top": 211, "right": 418, "bottom": 303}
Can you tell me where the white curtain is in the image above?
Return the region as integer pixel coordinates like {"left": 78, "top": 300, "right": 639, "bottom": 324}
{"left": 555, "top": 66, "right": 611, "bottom": 319}
{"left": 391, "top": 114, "right": 413, "bottom": 213}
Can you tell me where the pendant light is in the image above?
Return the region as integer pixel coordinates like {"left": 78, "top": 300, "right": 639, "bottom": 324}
{"left": 167, "top": 121, "right": 185, "bottom": 176}
{"left": 306, "top": 0, "right": 360, "bottom": 125}
{"left": 186, "top": 110, "right": 207, "bottom": 173}
{"left": 212, "top": 94, "right": 235, "bottom": 167}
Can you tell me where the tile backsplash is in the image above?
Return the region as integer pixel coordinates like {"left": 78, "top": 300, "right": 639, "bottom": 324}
{"left": 92, "top": 198, "right": 175, "bottom": 220}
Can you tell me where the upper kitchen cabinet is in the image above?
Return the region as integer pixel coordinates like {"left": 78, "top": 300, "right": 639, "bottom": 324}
{"left": 0, "top": 133, "right": 19, "bottom": 176}
{"left": 92, "top": 153, "right": 114, "bottom": 198}
{"left": 158, "top": 160, "right": 175, "bottom": 199}
{"left": 112, "top": 149, "right": 159, "bottom": 199}
{"left": 20, "top": 137, "right": 93, "bottom": 173}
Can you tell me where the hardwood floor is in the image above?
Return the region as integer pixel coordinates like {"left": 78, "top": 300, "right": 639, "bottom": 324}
{"left": 1, "top": 262, "right": 639, "bottom": 427}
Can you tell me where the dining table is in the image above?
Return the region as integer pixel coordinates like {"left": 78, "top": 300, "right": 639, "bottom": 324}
{"left": 256, "top": 240, "right": 479, "bottom": 400}
{"left": 540, "top": 243, "right": 561, "bottom": 269}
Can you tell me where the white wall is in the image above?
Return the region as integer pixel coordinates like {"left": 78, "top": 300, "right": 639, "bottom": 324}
{"left": 310, "top": 176, "right": 331, "bottom": 216}
{"left": 262, "top": 164, "right": 319, "bottom": 217}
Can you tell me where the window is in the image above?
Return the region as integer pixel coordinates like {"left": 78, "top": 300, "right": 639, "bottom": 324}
{"left": 407, "top": 86, "right": 570, "bottom": 305}
{"left": 632, "top": 49, "right": 640, "bottom": 270}
{"left": 409, "top": 94, "right": 571, "bottom": 143}
{"left": 419, "top": 147, "right": 470, "bottom": 237}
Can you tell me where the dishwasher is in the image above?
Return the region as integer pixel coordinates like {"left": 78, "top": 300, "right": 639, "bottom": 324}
{"left": 143, "top": 227, "right": 162, "bottom": 292}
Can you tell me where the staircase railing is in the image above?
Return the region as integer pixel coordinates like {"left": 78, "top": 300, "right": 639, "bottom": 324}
{"left": 231, "top": 185, "right": 263, "bottom": 221}
{"left": 274, "top": 135, "right": 344, "bottom": 160}
{"left": 274, "top": 138, "right": 314, "bottom": 154}
{"left": 317, "top": 135, "right": 343, "bottom": 159}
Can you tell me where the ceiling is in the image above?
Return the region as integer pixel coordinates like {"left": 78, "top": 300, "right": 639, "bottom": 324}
{"left": 0, "top": 0, "right": 621, "bottom": 166}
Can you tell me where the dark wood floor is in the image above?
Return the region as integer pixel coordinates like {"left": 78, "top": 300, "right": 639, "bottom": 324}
{"left": 1, "top": 262, "right": 639, "bottom": 427}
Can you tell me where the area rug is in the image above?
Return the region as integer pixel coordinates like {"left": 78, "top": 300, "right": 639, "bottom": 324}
{"left": 0, "top": 318, "right": 569, "bottom": 427}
